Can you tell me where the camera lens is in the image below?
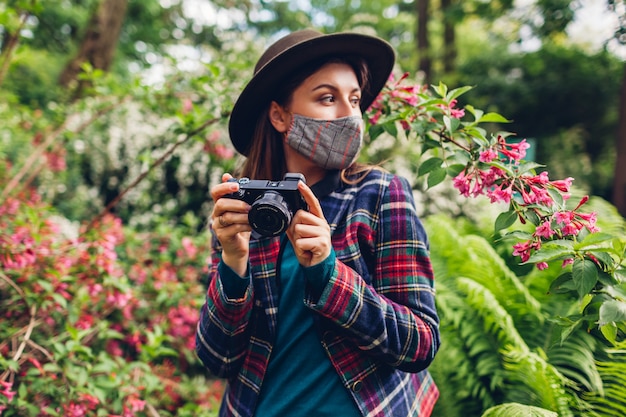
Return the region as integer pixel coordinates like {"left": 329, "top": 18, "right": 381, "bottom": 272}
{"left": 248, "top": 191, "right": 293, "bottom": 237}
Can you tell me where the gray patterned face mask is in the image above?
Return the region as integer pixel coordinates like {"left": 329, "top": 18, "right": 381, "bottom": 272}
{"left": 285, "top": 113, "right": 364, "bottom": 170}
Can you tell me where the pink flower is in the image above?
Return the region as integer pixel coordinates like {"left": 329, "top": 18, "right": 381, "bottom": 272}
{"left": 487, "top": 184, "right": 512, "bottom": 204}
{"left": 562, "top": 258, "right": 574, "bottom": 268}
{"left": 562, "top": 223, "right": 579, "bottom": 236}
{"left": 479, "top": 148, "right": 499, "bottom": 163}
{"left": 537, "top": 262, "right": 549, "bottom": 270}
{"left": 181, "top": 237, "right": 198, "bottom": 258}
{"left": 453, "top": 171, "right": 472, "bottom": 197}
{"left": 550, "top": 177, "right": 573, "bottom": 192}
{"left": 498, "top": 137, "right": 530, "bottom": 161}
{"left": 182, "top": 98, "right": 193, "bottom": 114}
{"left": 535, "top": 220, "right": 555, "bottom": 239}
{"left": 0, "top": 380, "right": 16, "bottom": 402}
{"left": 436, "top": 99, "right": 465, "bottom": 118}
{"left": 512, "top": 240, "right": 533, "bottom": 263}
{"left": 554, "top": 211, "right": 574, "bottom": 225}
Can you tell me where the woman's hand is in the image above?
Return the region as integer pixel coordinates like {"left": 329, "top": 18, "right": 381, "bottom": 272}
{"left": 210, "top": 173, "right": 252, "bottom": 276}
{"left": 287, "top": 181, "right": 332, "bottom": 268}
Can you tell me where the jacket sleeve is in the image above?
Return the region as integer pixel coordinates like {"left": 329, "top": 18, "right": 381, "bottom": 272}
{"left": 195, "top": 234, "right": 254, "bottom": 378}
{"left": 303, "top": 174, "right": 440, "bottom": 373}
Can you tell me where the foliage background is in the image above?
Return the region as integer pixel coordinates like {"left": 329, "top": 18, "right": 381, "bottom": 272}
{"left": 1, "top": 0, "right": 625, "bottom": 416}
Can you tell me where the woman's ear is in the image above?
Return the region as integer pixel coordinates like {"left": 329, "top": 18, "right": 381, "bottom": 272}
{"left": 268, "top": 101, "right": 290, "bottom": 133}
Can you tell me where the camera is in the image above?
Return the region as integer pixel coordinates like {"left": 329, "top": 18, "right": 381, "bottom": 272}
{"left": 224, "top": 173, "right": 308, "bottom": 237}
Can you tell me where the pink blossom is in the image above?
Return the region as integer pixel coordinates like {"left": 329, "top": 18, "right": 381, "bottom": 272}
{"left": 453, "top": 171, "right": 472, "bottom": 197}
{"left": 181, "top": 237, "right": 198, "bottom": 258}
{"left": 436, "top": 99, "right": 465, "bottom": 118}
{"left": 479, "top": 148, "right": 498, "bottom": 163}
{"left": 0, "top": 380, "right": 16, "bottom": 402}
{"left": 487, "top": 184, "right": 512, "bottom": 204}
{"left": 536, "top": 262, "right": 549, "bottom": 270}
{"left": 121, "top": 395, "right": 146, "bottom": 416}
{"left": 562, "top": 258, "right": 574, "bottom": 268}
{"left": 45, "top": 149, "right": 67, "bottom": 172}
{"left": 562, "top": 223, "right": 579, "bottom": 236}
{"left": 534, "top": 221, "right": 555, "bottom": 239}
{"left": 75, "top": 313, "right": 95, "bottom": 330}
{"left": 498, "top": 137, "right": 530, "bottom": 161}
{"left": 212, "top": 144, "right": 235, "bottom": 159}
{"left": 512, "top": 240, "right": 533, "bottom": 263}
{"left": 182, "top": 98, "right": 193, "bottom": 114}
{"left": 550, "top": 177, "right": 573, "bottom": 192}
{"left": 554, "top": 211, "right": 574, "bottom": 225}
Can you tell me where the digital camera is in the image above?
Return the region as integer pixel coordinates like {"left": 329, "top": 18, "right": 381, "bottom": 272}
{"left": 224, "top": 173, "right": 308, "bottom": 237}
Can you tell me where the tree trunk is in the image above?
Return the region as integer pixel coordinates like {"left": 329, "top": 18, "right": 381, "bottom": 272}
{"left": 59, "top": 0, "right": 128, "bottom": 88}
{"left": 416, "top": 0, "right": 431, "bottom": 84}
{"left": 613, "top": 64, "right": 626, "bottom": 217}
{"left": 441, "top": 0, "right": 456, "bottom": 74}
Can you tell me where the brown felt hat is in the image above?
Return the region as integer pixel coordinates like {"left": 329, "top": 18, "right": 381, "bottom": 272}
{"left": 228, "top": 29, "right": 395, "bottom": 156}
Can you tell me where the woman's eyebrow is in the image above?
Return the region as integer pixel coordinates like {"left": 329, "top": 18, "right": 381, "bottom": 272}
{"left": 311, "top": 83, "right": 361, "bottom": 93}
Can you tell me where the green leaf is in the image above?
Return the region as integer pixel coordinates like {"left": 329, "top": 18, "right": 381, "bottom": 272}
{"left": 446, "top": 85, "right": 474, "bottom": 101}
{"left": 482, "top": 402, "right": 557, "bottom": 417}
{"left": 494, "top": 210, "right": 517, "bottom": 232}
{"left": 572, "top": 259, "right": 599, "bottom": 298}
{"left": 444, "top": 115, "right": 461, "bottom": 133}
{"left": 446, "top": 164, "right": 466, "bottom": 178}
{"left": 368, "top": 123, "right": 384, "bottom": 141}
{"left": 427, "top": 167, "right": 447, "bottom": 188}
{"left": 432, "top": 82, "right": 448, "bottom": 98}
{"left": 382, "top": 121, "right": 398, "bottom": 137}
{"left": 598, "top": 300, "right": 626, "bottom": 326}
{"left": 527, "top": 247, "right": 573, "bottom": 264}
{"left": 417, "top": 157, "right": 443, "bottom": 177}
{"left": 549, "top": 272, "right": 576, "bottom": 294}
{"left": 499, "top": 230, "right": 534, "bottom": 241}
{"left": 599, "top": 323, "right": 618, "bottom": 345}
{"left": 574, "top": 232, "right": 616, "bottom": 250}
{"left": 477, "top": 112, "right": 510, "bottom": 123}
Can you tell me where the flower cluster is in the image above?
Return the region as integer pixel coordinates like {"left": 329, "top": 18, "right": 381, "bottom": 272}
{"left": 0, "top": 185, "right": 219, "bottom": 414}
{"left": 451, "top": 133, "right": 599, "bottom": 270}
{"left": 365, "top": 74, "right": 624, "bottom": 341}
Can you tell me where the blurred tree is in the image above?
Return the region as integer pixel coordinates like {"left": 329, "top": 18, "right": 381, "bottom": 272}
{"left": 610, "top": 0, "right": 626, "bottom": 216}
{"left": 59, "top": 0, "right": 129, "bottom": 91}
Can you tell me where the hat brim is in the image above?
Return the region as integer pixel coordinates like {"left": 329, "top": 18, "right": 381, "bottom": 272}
{"left": 228, "top": 32, "right": 395, "bottom": 156}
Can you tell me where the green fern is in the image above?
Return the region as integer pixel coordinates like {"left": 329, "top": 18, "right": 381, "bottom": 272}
{"left": 481, "top": 402, "right": 558, "bottom": 417}
{"left": 582, "top": 341, "right": 626, "bottom": 416}
{"left": 425, "top": 211, "right": 626, "bottom": 417}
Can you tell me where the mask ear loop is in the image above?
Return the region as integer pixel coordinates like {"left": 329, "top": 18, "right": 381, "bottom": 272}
{"left": 283, "top": 110, "right": 296, "bottom": 143}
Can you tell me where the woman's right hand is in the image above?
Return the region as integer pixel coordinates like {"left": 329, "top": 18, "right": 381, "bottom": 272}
{"left": 210, "top": 173, "right": 252, "bottom": 276}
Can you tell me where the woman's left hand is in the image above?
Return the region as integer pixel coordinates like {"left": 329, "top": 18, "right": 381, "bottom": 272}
{"left": 286, "top": 181, "right": 332, "bottom": 267}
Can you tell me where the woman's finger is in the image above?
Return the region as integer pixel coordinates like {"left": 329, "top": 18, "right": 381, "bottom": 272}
{"left": 298, "top": 181, "right": 324, "bottom": 218}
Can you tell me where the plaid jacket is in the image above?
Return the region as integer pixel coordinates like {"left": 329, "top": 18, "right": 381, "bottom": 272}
{"left": 196, "top": 169, "right": 440, "bottom": 417}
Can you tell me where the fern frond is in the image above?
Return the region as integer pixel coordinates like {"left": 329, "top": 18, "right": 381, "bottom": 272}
{"left": 583, "top": 345, "right": 626, "bottom": 416}
{"left": 501, "top": 346, "right": 576, "bottom": 417}
{"left": 481, "top": 402, "right": 558, "bottom": 417}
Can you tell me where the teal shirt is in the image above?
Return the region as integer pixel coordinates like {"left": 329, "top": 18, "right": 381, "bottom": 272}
{"left": 253, "top": 240, "right": 361, "bottom": 417}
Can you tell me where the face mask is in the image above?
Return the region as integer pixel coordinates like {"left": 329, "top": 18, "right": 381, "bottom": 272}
{"left": 285, "top": 113, "right": 364, "bottom": 170}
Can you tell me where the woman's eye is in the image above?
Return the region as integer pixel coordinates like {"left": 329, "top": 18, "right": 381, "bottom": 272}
{"left": 320, "top": 95, "right": 335, "bottom": 103}
{"left": 351, "top": 97, "right": 361, "bottom": 106}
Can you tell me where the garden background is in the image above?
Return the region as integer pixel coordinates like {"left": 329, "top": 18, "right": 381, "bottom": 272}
{"left": 1, "top": 0, "right": 626, "bottom": 416}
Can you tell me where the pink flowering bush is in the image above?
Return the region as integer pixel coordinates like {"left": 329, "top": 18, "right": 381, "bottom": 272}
{"left": 368, "top": 74, "right": 626, "bottom": 343}
{"left": 0, "top": 186, "right": 224, "bottom": 415}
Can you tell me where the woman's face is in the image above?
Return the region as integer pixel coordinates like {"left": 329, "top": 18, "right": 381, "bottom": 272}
{"left": 269, "top": 62, "right": 363, "bottom": 184}
{"left": 286, "top": 62, "right": 362, "bottom": 120}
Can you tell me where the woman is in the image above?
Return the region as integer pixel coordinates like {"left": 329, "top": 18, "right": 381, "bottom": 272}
{"left": 196, "top": 29, "right": 440, "bottom": 417}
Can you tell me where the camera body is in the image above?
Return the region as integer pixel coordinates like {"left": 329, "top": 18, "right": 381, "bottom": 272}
{"left": 224, "top": 173, "right": 307, "bottom": 237}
